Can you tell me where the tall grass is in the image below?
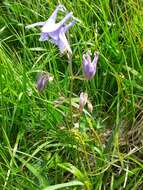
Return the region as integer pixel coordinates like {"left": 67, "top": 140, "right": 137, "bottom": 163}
{"left": 0, "top": 0, "right": 143, "bottom": 189}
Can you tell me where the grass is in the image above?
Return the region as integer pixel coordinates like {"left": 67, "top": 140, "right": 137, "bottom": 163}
{"left": 0, "top": 0, "right": 143, "bottom": 189}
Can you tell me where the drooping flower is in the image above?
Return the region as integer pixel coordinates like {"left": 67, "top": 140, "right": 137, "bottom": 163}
{"left": 83, "top": 51, "right": 99, "bottom": 80}
{"left": 36, "top": 72, "right": 53, "bottom": 92}
{"left": 79, "top": 92, "right": 88, "bottom": 112}
{"left": 25, "top": 4, "right": 76, "bottom": 57}
{"left": 79, "top": 92, "right": 93, "bottom": 113}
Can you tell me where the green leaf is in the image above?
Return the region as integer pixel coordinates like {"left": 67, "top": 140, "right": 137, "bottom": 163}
{"left": 42, "top": 180, "right": 83, "bottom": 190}
{"left": 58, "top": 163, "right": 84, "bottom": 179}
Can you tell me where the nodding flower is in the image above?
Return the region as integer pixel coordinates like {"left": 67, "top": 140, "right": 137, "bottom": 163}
{"left": 36, "top": 72, "right": 53, "bottom": 92}
{"left": 79, "top": 92, "right": 88, "bottom": 112}
{"left": 79, "top": 92, "right": 93, "bottom": 113}
{"left": 82, "top": 51, "right": 99, "bottom": 80}
{"left": 26, "top": 4, "right": 77, "bottom": 57}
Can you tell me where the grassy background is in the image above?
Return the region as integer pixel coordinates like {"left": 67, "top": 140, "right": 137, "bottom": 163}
{"left": 0, "top": 0, "right": 143, "bottom": 189}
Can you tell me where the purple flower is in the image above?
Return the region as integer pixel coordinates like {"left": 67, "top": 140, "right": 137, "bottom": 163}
{"left": 83, "top": 51, "right": 99, "bottom": 80}
{"left": 36, "top": 73, "right": 53, "bottom": 92}
{"left": 26, "top": 5, "right": 76, "bottom": 56}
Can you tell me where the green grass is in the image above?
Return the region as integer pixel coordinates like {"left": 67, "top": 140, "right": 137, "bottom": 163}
{"left": 0, "top": 0, "right": 143, "bottom": 189}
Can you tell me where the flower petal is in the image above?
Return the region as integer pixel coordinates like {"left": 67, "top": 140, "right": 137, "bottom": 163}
{"left": 42, "top": 12, "right": 73, "bottom": 33}
{"left": 48, "top": 30, "right": 61, "bottom": 41}
{"left": 58, "top": 12, "right": 73, "bottom": 27}
{"left": 63, "top": 20, "right": 76, "bottom": 33}
{"left": 83, "top": 54, "right": 88, "bottom": 67}
{"left": 25, "top": 22, "right": 45, "bottom": 29}
{"left": 39, "top": 32, "right": 49, "bottom": 41}
{"left": 84, "top": 64, "right": 96, "bottom": 79}
{"left": 47, "top": 19, "right": 76, "bottom": 42}
{"left": 86, "top": 51, "right": 92, "bottom": 64}
{"left": 48, "top": 4, "right": 66, "bottom": 23}
{"left": 58, "top": 27, "right": 72, "bottom": 55}
{"left": 92, "top": 52, "right": 99, "bottom": 67}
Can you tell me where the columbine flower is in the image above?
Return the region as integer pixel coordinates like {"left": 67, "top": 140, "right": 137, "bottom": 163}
{"left": 83, "top": 51, "right": 99, "bottom": 80}
{"left": 25, "top": 4, "right": 76, "bottom": 57}
{"left": 36, "top": 72, "right": 53, "bottom": 92}
{"left": 79, "top": 92, "right": 88, "bottom": 112}
{"left": 79, "top": 92, "right": 93, "bottom": 113}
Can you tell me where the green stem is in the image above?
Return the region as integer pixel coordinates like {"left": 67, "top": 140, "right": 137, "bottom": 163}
{"left": 68, "top": 55, "right": 73, "bottom": 127}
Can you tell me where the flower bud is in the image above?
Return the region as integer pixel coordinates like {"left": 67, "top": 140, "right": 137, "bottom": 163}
{"left": 79, "top": 92, "right": 88, "bottom": 112}
{"left": 36, "top": 72, "right": 53, "bottom": 92}
{"left": 87, "top": 100, "right": 93, "bottom": 113}
{"left": 83, "top": 51, "right": 99, "bottom": 80}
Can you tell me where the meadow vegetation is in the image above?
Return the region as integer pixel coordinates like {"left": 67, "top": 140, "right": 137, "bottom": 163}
{"left": 0, "top": 0, "right": 143, "bottom": 189}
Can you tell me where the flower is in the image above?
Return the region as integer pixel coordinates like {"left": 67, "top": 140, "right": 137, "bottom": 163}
{"left": 83, "top": 51, "right": 99, "bottom": 80}
{"left": 79, "top": 92, "right": 93, "bottom": 113}
{"left": 26, "top": 4, "right": 76, "bottom": 57}
{"left": 79, "top": 92, "right": 88, "bottom": 112}
{"left": 36, "top": 72, "right": 53, "bottom": 92}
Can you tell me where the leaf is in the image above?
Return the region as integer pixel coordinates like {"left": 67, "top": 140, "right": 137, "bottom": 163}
{"left": 42, "top": 180, "right": 83, "bottom": 190}
{"left": 29, "top": 47, "right": 47, "bottom": 51}
{"left": 58, "top": 163, "right": 84, "bottom": 179}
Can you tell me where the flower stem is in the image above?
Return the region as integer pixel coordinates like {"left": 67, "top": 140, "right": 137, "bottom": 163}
{"left": 68, "top": 55, "right": 73, "bottom": 127}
